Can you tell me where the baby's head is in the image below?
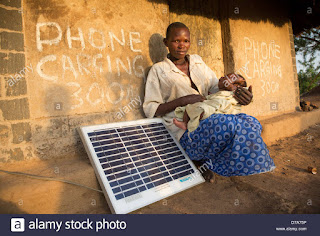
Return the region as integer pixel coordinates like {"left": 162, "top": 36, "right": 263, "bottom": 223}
{"left": 218, "top": 73, "right": 247, "bottom": 91}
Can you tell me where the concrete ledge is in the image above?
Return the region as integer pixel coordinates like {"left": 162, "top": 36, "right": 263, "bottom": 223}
{"left": 261, "top": 109, "right": 320, "bottom": 145}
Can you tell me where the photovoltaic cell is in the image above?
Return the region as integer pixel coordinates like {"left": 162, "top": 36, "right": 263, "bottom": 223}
{"left": 89, "top": 122, "right": 196, "bottom": 200}
{"left": 78, "top": 118, "right": 204, "bottom": 214}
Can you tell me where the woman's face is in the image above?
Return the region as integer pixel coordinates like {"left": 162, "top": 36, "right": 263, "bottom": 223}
{"left": 164, "top": 27, "right": 190, "bottom": 60}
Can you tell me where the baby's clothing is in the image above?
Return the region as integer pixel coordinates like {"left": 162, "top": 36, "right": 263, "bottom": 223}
{"left": 175, "top": 90, "right": 241, "bottom": 132}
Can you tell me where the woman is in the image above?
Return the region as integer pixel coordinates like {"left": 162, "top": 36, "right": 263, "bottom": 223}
{"left": 143, "top": 22, "right": 275, "bottom": 181}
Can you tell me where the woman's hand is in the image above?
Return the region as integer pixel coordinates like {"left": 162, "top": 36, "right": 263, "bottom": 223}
{"left": 180, "top": 94, "right": 205, "bottom": 106}
{"left": 234, "top": 85, "right": 253, "bottom": 105}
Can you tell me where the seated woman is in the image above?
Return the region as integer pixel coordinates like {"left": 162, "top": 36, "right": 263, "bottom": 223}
{"left": 173, "top": 73, "right": 247, "bottom": 132}
{"left": 143, "top": 22, "right": 275, "bottom": 181}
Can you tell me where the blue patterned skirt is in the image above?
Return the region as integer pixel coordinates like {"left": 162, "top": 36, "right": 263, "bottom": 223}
{"left": 179, "top": 113, "right": 276, "bottom": 177}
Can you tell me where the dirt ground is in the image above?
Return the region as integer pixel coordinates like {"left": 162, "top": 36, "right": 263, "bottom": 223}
{"left": 1, "top": 89, "right": 320, "bottom": 214}
{"left": 0, "top": 121, "right": 319, "bottom": 214}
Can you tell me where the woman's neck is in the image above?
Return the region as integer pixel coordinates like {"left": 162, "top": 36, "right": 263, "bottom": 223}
{"left": 168, "top": 54, "right": 188, "bottom": 65}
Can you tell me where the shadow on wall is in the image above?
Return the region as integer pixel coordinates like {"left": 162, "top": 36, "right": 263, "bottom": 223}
{"left": 26, "top": 0, "right": 70, "bottom": 22}
{"left": 149, "top": 33, "right": 168, "bottom": 64}
{"left": 139, "top": 33, "right": 168, "bottom": 110}
{"left": 44, "top": 85, "right": 72, "bottom": 115}
{"left": 148, "top": 0, "right": 290, "bottom": 27}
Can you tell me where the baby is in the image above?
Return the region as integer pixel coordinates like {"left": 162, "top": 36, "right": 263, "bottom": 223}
{"left": 173, "top": 73, "right": 247, "bottom": 132}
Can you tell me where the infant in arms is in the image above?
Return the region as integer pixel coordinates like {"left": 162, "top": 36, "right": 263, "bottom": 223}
{"left": 173, "top": 73, "right": 248, "bottom": 132}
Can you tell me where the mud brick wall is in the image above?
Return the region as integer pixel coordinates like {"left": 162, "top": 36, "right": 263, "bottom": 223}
{"left": 0, "top": 0, "right": 300, "bottom": 162}
{"left": 221, "top": 0, "right": 300, "bottom": 118}
{"left": 0, "top": 0, "right": 30, "bottom": 161}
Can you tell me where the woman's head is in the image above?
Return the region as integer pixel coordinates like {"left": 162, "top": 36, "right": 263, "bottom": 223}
{"left": 163, "top": 22, "right": 190, "bottom": 60}
{"left": 218, "top": 73, "right": 247, "bottom": 91}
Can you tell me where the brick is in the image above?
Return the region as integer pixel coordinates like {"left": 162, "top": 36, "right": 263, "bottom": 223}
{"left": 11, "top": 122, "right": 31, "bottom": 143}
{"left": 0, "top": 7, "right": 22, "bottom": 31}
{"left": 5, "top": 76, "right": 27, "bottom": 96}
{"left": 0, "top": 31, "right": 24, "bottom": 51}
{"left": 0, "top": 52, "right": 25, "bottom": 74}
{"left": 0, "top": 52, "right": 8, "bottom": 74}
{"left": 8, "top": 53, "right": 25, "bottom": 74}
{"left": 0, "top": 124, "right": 10, "bottom": 146}
{"left": 0, "top": 0, "right": 21, "bottom": 8}
{"left": 0, "top": 97, "right": 30, "bottom": 120}
{"left": 10, "top": 147, "right": 24, "bottom": 161}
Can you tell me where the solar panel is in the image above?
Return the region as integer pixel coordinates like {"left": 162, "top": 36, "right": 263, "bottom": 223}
{"left": 78, "top": 118, "right": 205, "bottom": 214}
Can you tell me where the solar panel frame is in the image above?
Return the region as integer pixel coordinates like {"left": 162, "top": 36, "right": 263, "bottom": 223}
{"left": 78, "top": 118, "right": 205, "bottom": 214}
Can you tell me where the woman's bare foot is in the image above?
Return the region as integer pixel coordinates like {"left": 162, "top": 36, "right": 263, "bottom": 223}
{"left": 173, "top": 118, "right": 187, "bottom": 130}
{"left": 192, "top": 160, "right": 215, "bottom": 183}
{"left": 202, "top": 169, "right": 216, "bottom": 183}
